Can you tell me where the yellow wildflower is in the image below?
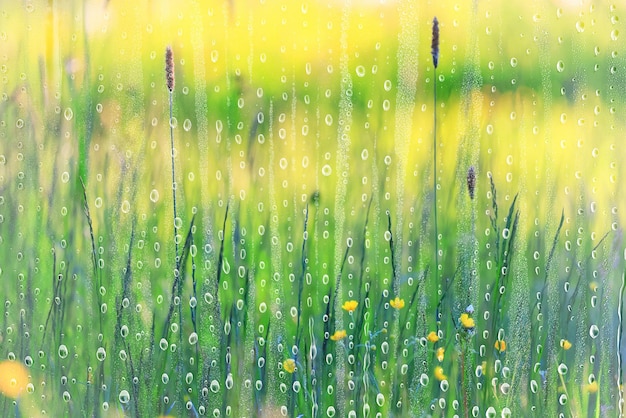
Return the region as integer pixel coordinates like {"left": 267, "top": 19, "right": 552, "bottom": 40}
{"left": 459, "top": 313, "right": 475, "bottom": 329}
{"left": 436, "top": 347, "right": 445, "bottom": 362}
{"left": 427, "top": 331, "right": 439, "bottom": 343}
{"left": 434, "top": 366, "right": 447, "bottom": 381}
{"left": 560, "top": 339, "right": 572, "bottom": 350}
{"left": 283, "top": 358, "right": 296, "bottom": 374}
{"left": 342, "top": 300, "right": 358, "bottom": 313}
{"left": 586, "top": 381, "right": 598, "bottom": 394}
{"left": 494, "top": 340, "right": 506, "bottom": 352}
{"left": 390, "top": 297, "right": 405, "bottom": 309}
{"left": 330, "top": 330, "right": 347, "bottom": 341}
{"left": 0, "top": 360, "right": 29, "bottom": 399}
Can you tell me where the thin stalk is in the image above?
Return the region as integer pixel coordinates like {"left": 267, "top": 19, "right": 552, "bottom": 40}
{"left": 166, "top": 45, "right": 179, "bottom": 268}
{"left": 431, "top": 17, "right": 440, "bottom": 289}
{"left": 433, "top": 68, "right": 439, "bottom": 286}
{"left": 169, "top": 89, "right": 179, "bottom": 266}
{"left": 618, "top": 269, "right": 625, "bottom": 417}
{"left": 460, "top": 344, "right": 468, "bottom": 418}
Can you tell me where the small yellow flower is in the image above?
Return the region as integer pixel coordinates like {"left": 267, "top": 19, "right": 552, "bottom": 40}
{"left": 586, "top": 381, "right": 598, "bottom": 394}
{"left": 436, "top": 347, "right": 445, "bottom": 362}
{"left": 283, "top": 358, "right": 296, "bottom": 374}
{"left": 0, "top": 360, "right": 29, "bottom": 399}
{"left": 427, "top": 331, "right": 439, "bottom": 343}
{"left": 390, "top": 297, "right": 405, "bottom": 309}
{"left": 330, "top": 330, "right": 347, "bottom": 341}
{"left": 560, "top": 339, "right": 572, "bottom": 350}
{"left": 494, "top": 339, "right": 506, "bottom": 352}
{"left": 434, "top": 366, "right": 447, "bottom": 381}
{"left": 342, "top": 300, "right": 358, "bottom": 313}
{"left": 459, "top": 313, "right": 475, "bottom": 329}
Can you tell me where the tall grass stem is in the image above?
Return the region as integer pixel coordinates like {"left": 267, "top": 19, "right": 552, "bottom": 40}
{"left": 166, "top": 45, "right": 179, "bottom": 266}
{"left": 432, "top": 17, "right": 440, "bottom": 289}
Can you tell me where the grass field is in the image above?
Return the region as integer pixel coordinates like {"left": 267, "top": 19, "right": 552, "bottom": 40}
{"left": 0, "top": 0, "right": 624, "bottom": 417}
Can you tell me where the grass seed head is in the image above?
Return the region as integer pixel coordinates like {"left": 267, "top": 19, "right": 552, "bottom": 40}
{"left": 467, "top": 166, "right": 476, "bottom": 199}
{"left": 431, "top": 17, "right": 440, "bottom": 69}
{"left": 165, "top": 45, "right": 175, "bottom": 92}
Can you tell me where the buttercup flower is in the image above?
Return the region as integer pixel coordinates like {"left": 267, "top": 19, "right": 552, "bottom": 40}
{"left": 560, "top": 339, "right": 572, "bottom": 350}
{"left": 283, "top": 358, "right": 296, "bottom": 374}
{"left": 427, "top": 331, "right": 440, "bottom": 343}
{"left": 436, "top": 347, "right": 445, "bottom": 362}
{"left": 434, "top": 366, "right": 447, "bottom": 381}
{"left": 0, "top": 360, "right": 29, "bottom": 399}
{"left": 390, "top": 297, "right": 405, "bottom": 309}
{"left": 330, "top": 330, "right": 347, "bottom": 341}
{"left": 494, "top": 340, "right": 506, "bottom": 352}
{"left": 459, "top": 313, "right": 475, "bottom": 329}
{"left": 342, "top": 300, "right": 358, "bottom": 313}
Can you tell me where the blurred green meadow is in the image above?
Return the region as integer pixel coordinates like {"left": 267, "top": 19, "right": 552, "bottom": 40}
{"left": 0, "top": 0, "right": 624, "bottom": 417}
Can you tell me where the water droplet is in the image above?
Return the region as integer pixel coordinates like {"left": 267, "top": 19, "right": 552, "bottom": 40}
{"left": 500, "top": 382, "right": 511, "bottom": 394}
{"left": 58, "top": 344, "right": 68, "bottom": 358}
{"left": 576, "top": 21, "right": 585, "bottom": 32}
{"left": 440, "top": 379, "right": 449, "bottom": 392}
{"left": 611, "top": 29, "right": 619, "bottom": 41}
{"left": 119, "top": 390, "right": 130, "bottom": 404}
{"left": 556, "top": 60, "right": 564, "bottom": 72}
{"left": 530, "top": 380, "right": 538, "bottom": 393}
